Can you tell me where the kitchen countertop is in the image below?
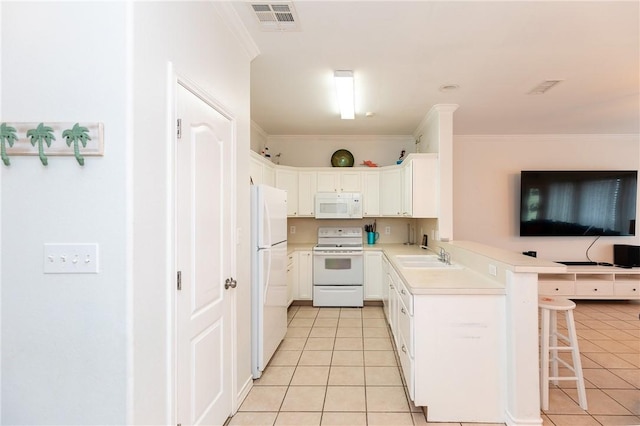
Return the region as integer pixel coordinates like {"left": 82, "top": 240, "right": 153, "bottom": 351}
{"left": 286, "top": 241, "right": 564, "bottom": 296}
{"left": 372, "top": 244, "right": 506, "bottom": 295}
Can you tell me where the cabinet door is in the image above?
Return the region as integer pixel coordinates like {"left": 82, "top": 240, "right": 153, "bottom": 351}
{"left": 263, "top": 165, "right": 276, "bottom": 187}
{"left": 276, "top": 168, "right": 299, "bottom": 217}
{"left": 380, "top": 169, "right": 402, "bottom": 216}
{"left": 381, "top": 255, "right": 390, "bottom": 323}
{"left": 316, "top": 172, "right": 339, "bottom": 192}
{"left": 287, "top": 252, "right": 298, "bottom": 304}
{"left": 340, "top": 171, "right": 361, "bottom": 192}
{"left": 402, "top": 162, "right": 413, "bottom": 216}
{"left": 388, "top": 268, "right": 400, "bottom": 346}
{"left": 297, "top": 251, "right": 313, "bottom": 300}
{"left": 298, "top": 172, "right": 317, "bottom": 216}
{"left": 364, "top": 251, "right": 383, "bottom": 300}
{"left": 249, "top": 155, "right": 264, "bottom": 185}
{"left": 362, "top": 172, "right": 380, "bottom": 216}
{"left": 411, "top": 155, "right": 438, "bottom": 218}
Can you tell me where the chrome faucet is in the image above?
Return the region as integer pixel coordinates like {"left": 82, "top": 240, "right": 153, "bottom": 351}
{"left": 439, "top": 247, "right": 452, "bottom": 265}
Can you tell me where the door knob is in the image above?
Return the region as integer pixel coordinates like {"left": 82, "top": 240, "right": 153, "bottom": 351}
{"left": 225, "top": 277, "right": 237, "bottom": 290}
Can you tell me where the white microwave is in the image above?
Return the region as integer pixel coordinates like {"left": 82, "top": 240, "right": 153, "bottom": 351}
{"left": 315, "top": 192, "right": 363, "bottom": 219}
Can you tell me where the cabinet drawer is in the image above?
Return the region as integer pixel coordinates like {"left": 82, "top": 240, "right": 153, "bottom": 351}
{"left": 398, "top": 298, "right": 413, "bottom": 357}
{"left": 539, "top": 280, "right": 575, "bottom": 296}
{"left": 614, "top": 281, "right": 640, "bottom": 297}
{"left": 397, "top": 334, "right": 414, "bottom": 401}
{"left": 396, "top": 278, "right": 413, "bottom": 315}
{"left": 575, "top": 281, "right": 614, "bottom": 296}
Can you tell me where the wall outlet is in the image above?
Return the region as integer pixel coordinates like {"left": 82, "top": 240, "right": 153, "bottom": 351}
{"left": 290, "top": 226, "right": 296, "bottom": 234}
{"left": 44, "top": 243, "right": 99, "bottom": 274}
{"left": 385, "top": 226, "right": 391, "bottom": 235}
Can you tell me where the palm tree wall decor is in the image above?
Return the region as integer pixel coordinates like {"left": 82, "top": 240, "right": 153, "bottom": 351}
{"left": 0, "top": 122, "right": 103, "bottom": 165}
{"left": 62, "top": 123, "right": 91, "bottom": 166}
{"left": 26, "top": 123, "right": 56, "bottom": 166}
{"left": 0, "top": 123, "right": 18, "bottom": 166}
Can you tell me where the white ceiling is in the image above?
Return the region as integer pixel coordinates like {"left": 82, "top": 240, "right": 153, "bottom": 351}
{"left": 231, "top": 1, "right": 640, "bottom": 136}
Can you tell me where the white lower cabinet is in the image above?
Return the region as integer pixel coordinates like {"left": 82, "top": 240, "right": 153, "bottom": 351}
{"left": 384, "top": 262, "right": 506, "bottom": 423}
{"left": 297, "top": 251, "right": 313, "bottom": 300}
{"left": 364, "top": 251, "right": 383, "bottom": 300}
{"left": 539, "top": 267, "right": 640, "bottom": 300}
{"left": 381, "top": 255, "right": 390, "bottom": 321}
{"left": 287, "top": 252, "right": 297, "bottom": 305}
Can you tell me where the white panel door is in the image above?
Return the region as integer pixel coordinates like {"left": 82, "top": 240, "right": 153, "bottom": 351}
{"left": 176, "top": 84, "right": 233, "bottom": 426}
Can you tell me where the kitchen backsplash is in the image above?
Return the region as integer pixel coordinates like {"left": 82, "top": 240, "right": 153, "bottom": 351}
{"left": 287, "top": 217, "right": 438, "bottom": 245}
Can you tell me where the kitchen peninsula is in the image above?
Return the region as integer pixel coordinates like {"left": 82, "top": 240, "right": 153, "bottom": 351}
{"left": 289, "top": 240, "right": 564, "bottom": 426}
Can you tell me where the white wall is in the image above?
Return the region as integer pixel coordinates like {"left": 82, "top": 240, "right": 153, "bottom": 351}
{"left": 1, "top": 2, "right": 252, "bottom": 425}
{"left": 251, "top": 121, "right": 268, "bottom": 154}
{"left": 1, "top": 3, "right": 128, "bottom": 424}
{"left": 131, "top": 2, "right": 252, "bottom": 424}
{"left": 453, "top": 134, "right": 640, "bottom": 262}
{"left": 267, "top": 135, "right": 415, "bottom": 167}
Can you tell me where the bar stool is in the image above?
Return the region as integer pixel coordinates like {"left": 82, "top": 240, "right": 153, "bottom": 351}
{"left": 539, "top": 296, "right": 588, "bottom": 411}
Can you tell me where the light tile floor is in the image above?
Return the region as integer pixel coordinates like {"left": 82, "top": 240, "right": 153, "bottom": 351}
{"left": 229, "top": 301, "right": 639, "bottom": 426}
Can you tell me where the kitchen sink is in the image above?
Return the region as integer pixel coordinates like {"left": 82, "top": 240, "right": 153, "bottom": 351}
{"left": 394, "top": 254, "right": 463, "bottom": 270}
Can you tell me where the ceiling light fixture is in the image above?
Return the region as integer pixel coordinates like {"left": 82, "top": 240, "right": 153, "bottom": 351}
{"left": 334, "top": 70, "right": 355, "bottom": 120}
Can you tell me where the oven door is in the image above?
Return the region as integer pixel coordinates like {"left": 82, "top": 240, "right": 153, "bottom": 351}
{"left": 313, "top": 251, "right": 364, "bottom": 285}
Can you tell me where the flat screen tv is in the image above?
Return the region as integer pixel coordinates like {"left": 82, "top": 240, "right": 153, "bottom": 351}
{"left": 520, "top": 170, "right": 638, "bottom": 237}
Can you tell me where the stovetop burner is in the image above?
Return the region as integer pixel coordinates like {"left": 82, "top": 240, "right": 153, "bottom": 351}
{"left": 315, "top": 226, "right": 363, "bottom": 251}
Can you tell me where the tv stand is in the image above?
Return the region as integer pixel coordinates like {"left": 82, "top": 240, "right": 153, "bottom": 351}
{"left": 539, "top": 265, "right": 639, "bottom": 300}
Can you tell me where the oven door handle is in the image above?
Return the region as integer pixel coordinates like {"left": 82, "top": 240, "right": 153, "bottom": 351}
{"left": 313, "top": 251, "right": 363, "bottom": 256}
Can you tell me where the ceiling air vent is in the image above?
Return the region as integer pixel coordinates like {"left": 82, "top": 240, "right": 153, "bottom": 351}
{"left": 528, "top": 80, "right": 564, "bottom": 95}
{"left": 250, "top": 2, "right": 300, "bottom": 31}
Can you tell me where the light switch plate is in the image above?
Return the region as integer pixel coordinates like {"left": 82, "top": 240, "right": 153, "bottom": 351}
{"left": 44, "top": 243, "right": 99, "bottom": 274}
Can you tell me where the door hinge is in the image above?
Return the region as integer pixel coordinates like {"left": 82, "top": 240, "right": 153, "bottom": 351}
{"left": 177, "top": 119, "right": 182, "bottom": 139}
{"left": 177, "top": 270, "right": 182, "bottom": 291}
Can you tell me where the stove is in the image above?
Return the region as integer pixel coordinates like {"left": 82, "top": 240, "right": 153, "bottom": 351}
{"left": 312, "top": 227, "right": 364, "bottom": 307}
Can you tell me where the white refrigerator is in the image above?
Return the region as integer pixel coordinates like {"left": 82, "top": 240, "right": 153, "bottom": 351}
{"left": 251, "top": 184, "right": 288, "bottom": 378}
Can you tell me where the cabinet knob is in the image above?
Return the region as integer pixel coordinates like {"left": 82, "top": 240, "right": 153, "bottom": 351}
{"left": 401, "top": 307, "right": 406, "bottom": 314}
{"left": 401, "top": 345, "right": 407, "bottom": 353}
{"left": 594, "top": 288, "right": 598, "bottom": 291}
{"left": 401, "top": 289, "right": 406, "bottom": 295}
{"left": 555, "top": 288, "right": 559, "bottom": 291}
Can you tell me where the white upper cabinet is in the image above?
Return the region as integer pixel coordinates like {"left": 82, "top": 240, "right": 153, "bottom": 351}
{"left": 316, "top": 171, "right": 361, "bottom": 192}
{"left": 298, "top": 171, "right": 317, "bottom": 216}
{"left": 408, "top": 154, "right": 438, "bottom": 218}
{"left": 275, "top": 167, "right": 299, "bottom": 216}
{"left": 250, "top": 151, "right": 276, "bottom": 186}
{"left": 402, "top": 162, "right": 413, "bottom": 216}
{"left": 380, "top": 168, "right": 403, "bottom": 216}
{"left": 264, "top": 153, "right": 437, "bottom": 219}
{"left": 361, "top": 171, "right": 380, "bottom": 216}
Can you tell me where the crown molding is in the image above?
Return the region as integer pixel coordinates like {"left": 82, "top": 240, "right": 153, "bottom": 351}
{"left": 213, "top": 2, "right": 260, "bottom": 61}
